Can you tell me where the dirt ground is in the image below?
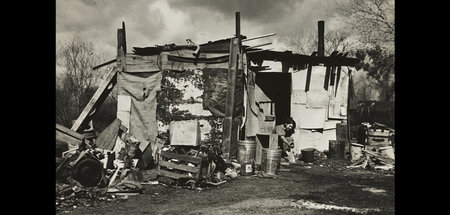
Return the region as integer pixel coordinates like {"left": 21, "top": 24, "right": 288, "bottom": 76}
{"left": 62, "top": 160, "right": 394, "bottom": 215}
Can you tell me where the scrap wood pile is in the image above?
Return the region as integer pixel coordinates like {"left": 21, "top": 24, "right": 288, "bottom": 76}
{"left": 347, "top": 122, "right": 395, "bottom": 173}
{"left": 55, "top": 119, "right": 246, "bottom": 211}
{"left": 155, "top": 143, "right": 240, "bottom": 189}
{"left": 347, "top": 149, "right": 394, "bottom": 171}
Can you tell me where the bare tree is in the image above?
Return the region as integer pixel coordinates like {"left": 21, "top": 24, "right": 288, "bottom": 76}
{"left": 337, "top": 0, "right": 394, "bottom": 49}
{"left": 57, "top": 37, "right": 102, "bottom": 115}
{"left": 285, "top": 27, "right": 317, "bottom": 55}
{"left": 285, "top": 27, "right": 356, "bottom": 56}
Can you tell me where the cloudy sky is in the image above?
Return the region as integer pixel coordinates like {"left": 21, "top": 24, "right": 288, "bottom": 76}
{"left": 56, "top": 0, "right": 346, "bottom": 59}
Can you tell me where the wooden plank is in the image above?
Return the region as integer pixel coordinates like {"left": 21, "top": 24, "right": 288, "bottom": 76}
{"left": 117, "top": 28, "right": 126, "bottom": 72}
{"left": 335, "top": 66, "right": 342, "bottom": 97}
{"left": 221, "top": 38, "right": 239, "bottom": 160}
{"left": 304, "top": 52, "right": 317, "bottom": 92}
{"left": 56, "top": 124, "right": 84, "bottom": 140}
{"left": 255, "top": 133, "right": 270, "bottom": 165}
{"left": 160, "top": 151, "right": 202, "bottom": 164}
{"left": 157, "top": 169, "right": 191, "bottom": 179}
{"left": 159, "top": 160, "right": 200, "bottom": 173}
{"left": 330, "top": 66, "right": 336, "bottom": 86}
{"left": 323, "top": 66, "right": 331, "bottom": 90}
{"left": 122, "top": 53, "right": 231, "bottom": 73}
{"left": 71, "top": 67, "right": 118, "bottom": 132}
{"left": 56, "top": 130, "right": 82, "bottom": 146}
{"left": 242, "top": 33, "right": 276, "bottom": 42}
{"left": 123, "top": 54, "right": 159, "bottom": 73}
{"left": 168, "top": 55, "right": 229, "bottom": 64}
{"left": 95, "top": 118, "right": 121, "bottom": 150}
{"left": 269, "top": 132, "right": 279, "bottom": 149}
{"left": 92, "top": 59, "right": 116, "bottom": 70}
{"left": 246, "top": 42, "right": 272, "bottom": 49}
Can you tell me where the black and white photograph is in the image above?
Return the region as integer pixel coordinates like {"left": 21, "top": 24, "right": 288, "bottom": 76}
{"left": 55, "top": 0, "right": 395, "bottom": 214}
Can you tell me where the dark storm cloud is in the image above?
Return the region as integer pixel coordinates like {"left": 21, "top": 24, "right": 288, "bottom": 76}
{"left": 56, "top": 0, "right": 342, "bottom": 57}
{"left": 168, "top": 0, "right": 302, "bottom": 23}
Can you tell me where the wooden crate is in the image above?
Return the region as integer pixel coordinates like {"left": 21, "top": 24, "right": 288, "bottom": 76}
{"left": 157, "top": 151, "right": 205, "bottom": 180}
{"left": 367, "top": 129, "right": 391, "bottom": 137}
{"left": 367, "top": 136, "right": 391, "bottom": 146}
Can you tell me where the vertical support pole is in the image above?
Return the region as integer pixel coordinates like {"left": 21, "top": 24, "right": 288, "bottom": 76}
{"left": 117, "top": 22, "right": 127, "bottom": 72}
{"left": 122, "top": 21, "right": 127, "bottom": 55}
{"left": 318, "top": 20, "right": 325, "bottom": 57}
{"left": 236, "top": 12, "right": 241, "bottom": 50}
{"left": 346, "top": 70, "right": 353, "bottom": 159}
{"left": 222, "top": 38, "right": 239, "bottom": 161}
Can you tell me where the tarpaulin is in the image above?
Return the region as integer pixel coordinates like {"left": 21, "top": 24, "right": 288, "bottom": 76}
{"left": 117, "top": 71, "right": 162, "bottom": 152}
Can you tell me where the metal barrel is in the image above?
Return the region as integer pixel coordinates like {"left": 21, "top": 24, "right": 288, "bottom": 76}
{"left": 301, "top": 148, "right": 316, "bottom": 163}
{"left": 237, "top": 140, "right": 257, "bottom": 176}
{"left": 237, "top": 140, "right": 257, "bottom": 163}
{"left": 261, "top": 149, "right": 282, "bottom": 175}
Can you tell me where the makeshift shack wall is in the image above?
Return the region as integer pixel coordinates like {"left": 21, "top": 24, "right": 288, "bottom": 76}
{"left": 119, "top": 66, "right": 244, "bottom": 145}
{"left": 116, "top": 48, "right": 245, "bottom": 155}
{"left": 289, "top": 66, "right": 352, "bottom": 153}
{"left": 156, "top": 69, "right": 225, "bottom": 145}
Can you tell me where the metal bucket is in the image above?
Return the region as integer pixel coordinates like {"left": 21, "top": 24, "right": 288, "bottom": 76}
{"left": 261, "top": 149, "right": 282, "bottom": 175}
{"left": 329, "top": 140, "right": 346, "bottom": 159}
{"left": 301, "top": 148, "right": 315, "bottom": 163}
{"left": 237, "top": 140, "right": 256, "bottom": 163}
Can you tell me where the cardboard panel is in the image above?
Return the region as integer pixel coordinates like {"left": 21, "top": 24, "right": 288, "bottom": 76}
{"left": 117, "top": 95, "right": 132, "bottom": 112}
{"left": 169, "top": 120, "right": 201, "bottom": 146}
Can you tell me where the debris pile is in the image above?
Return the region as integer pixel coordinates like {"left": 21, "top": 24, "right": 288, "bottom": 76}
{"left": 313, "top": 150, "right": 328, "bottom": 164}
{"left": 347, "top": 122, "right": 395, "bottom": 173}
{"left": 56, "top": 119, "right": 249, "bottom": 211}
{"left": 155, "top": 143, "right": 240, "bottom": 189}
{"left": 346, "top": 149, "right": 394, "bottom": 173}
{"left": 56, "top": 181, "right": 119, "bottom": 213}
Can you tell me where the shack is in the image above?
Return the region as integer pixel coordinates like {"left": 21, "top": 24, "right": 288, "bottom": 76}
{"left": 69, "top": 16, "right": 359, "bottom": 169}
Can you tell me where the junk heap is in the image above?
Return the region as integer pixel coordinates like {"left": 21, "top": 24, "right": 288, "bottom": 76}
{"left": 346, "top": 122, "right": 395, "bottom": 173}
{"left": 55, "top": 120, "right": 243, "bottom": 213}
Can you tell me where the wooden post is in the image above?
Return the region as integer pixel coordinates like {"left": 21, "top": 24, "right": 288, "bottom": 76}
{"left": 347, "top": 70, "right": 353, "bottom": 159}
{"left": 117, "top": 22, "right": 127, "bottom": 72}
{"left": 222, "top": 38, "right": 239, "bottom": 161}
{"left": 122, "top": 21, "right": 127, "bottom": 55}
{"left": 318, "top": 21, "right": 324, "bottom": 57}
{"left": 236, "top": 12, "right": 241, "bottom": 50}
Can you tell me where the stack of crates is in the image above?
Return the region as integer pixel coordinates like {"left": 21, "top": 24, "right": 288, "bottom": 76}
{"left": 365, "top": 128, "right": 393, "bottom": 152}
